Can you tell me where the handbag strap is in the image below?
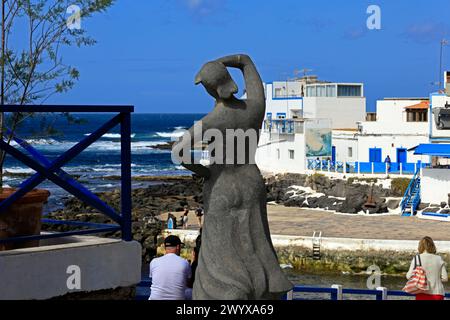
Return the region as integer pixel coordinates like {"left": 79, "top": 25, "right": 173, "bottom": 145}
{"left": 415, "top": 254, "right": 422, "bottom": 268}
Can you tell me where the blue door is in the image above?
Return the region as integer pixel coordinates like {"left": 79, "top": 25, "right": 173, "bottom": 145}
{"left": 397, "top": 148, "right": 407, "bottom": 163}
{"left": 369, "top": 148, "right": 382, "bottom": 162}
{"left": 332, "top": 146, "right": 336, "bottom": 162}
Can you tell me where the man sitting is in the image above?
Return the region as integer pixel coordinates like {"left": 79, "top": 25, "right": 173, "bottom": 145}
{"left": 149, "top": 235, "right": 191, "bottom": 300}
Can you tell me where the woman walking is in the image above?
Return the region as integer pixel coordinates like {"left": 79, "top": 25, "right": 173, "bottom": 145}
{"left": 406, "top": 236, "right": 448, "bottom": 300}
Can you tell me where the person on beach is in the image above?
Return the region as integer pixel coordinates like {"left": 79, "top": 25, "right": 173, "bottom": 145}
{"left": 406, "top": 236, "right": 448, "bottom": 300}
{"left": 182, "top": 206, "right": 189, "bottom": 229}
{"left": 149, "top": 235, "right": 191, "bottom": 300}
{"left": 167, "top": 213, "right": 177, "bottom": 229}
{"left": 195, "top": 207, "right": 204, "bottom": 227}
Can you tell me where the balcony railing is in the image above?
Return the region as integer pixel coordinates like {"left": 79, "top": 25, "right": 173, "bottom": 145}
{"left": 263, "top": 119, "right": 304, "bottom": 134}
{"left": 0, "top": 105, "right": 134, "bottom": 245}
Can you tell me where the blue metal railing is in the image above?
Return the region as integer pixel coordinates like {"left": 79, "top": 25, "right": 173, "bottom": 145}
{"left": 135, "top": 279, "right": 450, "bottom": 300}
{"left": 290, "top": 285, "right": 450, "bottom": 300}
{"left": 0, "top": 105, "right": 134, "bottom": 245}
{"left": 307, "top": 159, "right": 427, "bottom": 175}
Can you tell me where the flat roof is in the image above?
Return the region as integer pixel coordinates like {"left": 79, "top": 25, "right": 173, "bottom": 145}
{"left": 383, "top": 97, "right": 429, "bottom": 101}
{"left": 305, "top": 83, "right": 363, "bottom": 86}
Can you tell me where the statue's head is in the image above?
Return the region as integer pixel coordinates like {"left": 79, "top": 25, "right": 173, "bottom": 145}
{"left": 194, "top": 61, "right": 238, "bottom": 99}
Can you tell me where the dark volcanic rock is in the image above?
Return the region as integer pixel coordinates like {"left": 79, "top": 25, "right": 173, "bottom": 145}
{"left": 423, "top": 207, "right": 440, "bottom": 213}
{"left": 339, "top": 185, "right": 368, "bottom": 214}
{"left": 151, "top": 141, "right": 174, "bottom": 150}
{"left": 43, "top": 175, "right": 203, "bottom": 264}
{"left": 418, "top": 203, "right": 430, "bottom": 211}
{"left": 284, "top": 196, "right": 306, "bottom": 207}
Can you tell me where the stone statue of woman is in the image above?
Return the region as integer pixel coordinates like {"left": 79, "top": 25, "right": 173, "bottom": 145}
{"left": 173, "top": 54, "right": 293, "bottom": 299}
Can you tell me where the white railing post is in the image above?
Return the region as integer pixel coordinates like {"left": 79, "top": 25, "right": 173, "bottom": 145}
{"left": 331, "top": 284, "right": 343, "bottom": 300}
{"left": 286, "top": 290, "right": 293, "bottom": 300}
{"left": 376, "top": 287, "right": 388, "bottom": 300}
{"left": 385, "top": 162, "right": 388, "bottom": 176}
{"left": 357, "top": 162, "right": 360, "bottom": 175}
{"left": 328, "top": 160, "right": 331, "bottom": 172}
{"left": 400, "top": 163, "right": 403, "bottom": 175}
{"left": 371, "top": 162, "right": 374, "bottom": 174}
{"left": 344, "top": 162, "right": 347, "bottom": 174}
{"left": 414, "top": 162, "right": 417, "bottom": 174}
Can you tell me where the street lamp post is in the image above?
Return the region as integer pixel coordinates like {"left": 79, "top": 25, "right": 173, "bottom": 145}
{"left": 439, "top": 39, "right": 448, "bottom": 90}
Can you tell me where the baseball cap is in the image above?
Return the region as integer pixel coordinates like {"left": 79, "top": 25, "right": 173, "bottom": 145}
{"left": 164, "top": 235, "right": 184, "bottom": 247}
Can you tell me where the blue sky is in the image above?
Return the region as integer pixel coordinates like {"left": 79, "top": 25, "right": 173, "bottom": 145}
{"left": 52, "top": 0, "right": 450, "bottom": 113}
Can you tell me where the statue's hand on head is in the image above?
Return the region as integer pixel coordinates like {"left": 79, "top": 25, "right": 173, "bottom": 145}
{"left": 172, "top": 54, "right": 265, "bottom": 178}
{"left": 194, "top": 60, "right": 239, "bottom": 101}
{"left": 194, "top": 54, "right": 264, "bottom": 103}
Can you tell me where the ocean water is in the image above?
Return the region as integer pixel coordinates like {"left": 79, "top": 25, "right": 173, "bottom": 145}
{"left": 3, "top": 113, "right": 204, "bottom": 211}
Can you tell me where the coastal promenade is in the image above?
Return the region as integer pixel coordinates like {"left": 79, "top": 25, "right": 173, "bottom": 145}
{"left": 266, "top": 205, "right": 450, "bottom": 241}
{"left": 163, "top": 205, "right": 450, "bottom": 241}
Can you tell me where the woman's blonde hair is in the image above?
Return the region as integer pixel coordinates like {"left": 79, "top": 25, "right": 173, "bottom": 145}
{"left": 418, "top": 236, "right": 437, "bottom": 254}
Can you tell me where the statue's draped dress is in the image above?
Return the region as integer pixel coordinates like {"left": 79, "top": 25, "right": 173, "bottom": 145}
{"left": 192, "top": 103, "right": 293, "bottom": 300}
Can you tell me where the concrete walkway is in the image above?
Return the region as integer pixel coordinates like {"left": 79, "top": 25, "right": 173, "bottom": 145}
{"left": 267, "top": 205, "right": 450, "bottom": 241}
{"left": 161, "top": 205, "right": 450, "bottom": 241}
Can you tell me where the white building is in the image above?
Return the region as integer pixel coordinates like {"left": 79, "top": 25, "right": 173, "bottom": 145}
{"left": 333, "top": 98, "right": 430, "bottom": 166}
{"left": 264, "top": 80, "right": 366, "bottom": 128}
{"left": 256, "top": 77, "right": 365, "bottom": 174}
{"left": 254, "top": 72, "right": 450, "bottom": 213}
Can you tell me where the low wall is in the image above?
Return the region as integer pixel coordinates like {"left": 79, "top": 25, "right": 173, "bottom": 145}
{"left": 0, "top": 235, "right": 142, "bottom": 300}
{"left": 163, "top": 229, "right": 450, "bottom": 275}
{"left": 421, "top": 168, "right": 450, "bottom": 205}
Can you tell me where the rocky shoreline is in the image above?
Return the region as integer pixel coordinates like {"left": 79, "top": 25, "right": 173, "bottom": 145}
{"left": 266, "top": 173, "right": 405, "bottom": 214}
{"left": 43, "top": 175, "right": 204, "bottom": 264}
{"left": 42, "top": 172, "right": 421, "bottom": 267}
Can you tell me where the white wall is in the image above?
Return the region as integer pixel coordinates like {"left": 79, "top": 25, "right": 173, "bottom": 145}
{"left": 356, "top": 135, "right": 429, "bottom": 163}
{"left": 332, "top": 99, "right": 431, "bottom": 164}
{"left": 164, "top": 229, "right": 450, "bottom": 254}
{"left": 256, "top": 132, "right": 306, "bottom": 173}
{"left": 0, "top": 237, "right": 142, "bottom": 300}
{"left": 333, "top": 131, "right": 359, "bottom": 163}
{"left": 421, "top": 168, "right": 450, "bottom": 205}
{"left": 265, "top": 83, "right": 303, "bottom": 119}
{"left": 303, "top": 97, "right": 366, "bottom": 129}
{"left": 361, "top": 99, "right": 428, "bottom": 135}
{"left": 333, "top": 132, "right": 429, "bottom": 164}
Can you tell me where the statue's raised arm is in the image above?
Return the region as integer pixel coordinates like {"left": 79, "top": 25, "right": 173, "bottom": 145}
{"left": 215, "top": 54, "right": 265, "bottom": 102}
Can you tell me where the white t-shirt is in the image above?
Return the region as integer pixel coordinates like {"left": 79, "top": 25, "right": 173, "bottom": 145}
{"left": 149, "top": 253, "right": 191, "bottom": 300}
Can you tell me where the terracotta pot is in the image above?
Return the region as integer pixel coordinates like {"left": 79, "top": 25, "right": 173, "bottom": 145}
{"left": 0, "top": 188, "right": 50, "bottom": 251}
